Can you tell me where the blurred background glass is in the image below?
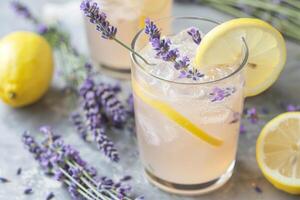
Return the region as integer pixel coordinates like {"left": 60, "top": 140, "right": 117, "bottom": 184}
{"left": 84, "top": 0, "right": 173, "bottom": 73}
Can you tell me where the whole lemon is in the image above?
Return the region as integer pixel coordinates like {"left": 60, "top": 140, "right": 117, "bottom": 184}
{"left": 0, "top": 31, "right": 54, "bottom": 107}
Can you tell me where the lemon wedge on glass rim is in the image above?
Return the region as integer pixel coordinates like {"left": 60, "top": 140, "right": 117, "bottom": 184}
{"left": 195, "top": 18, "right": 286, "bottom": 97}
{"left": 256, "top": 112, "right": 300, "bottom": 194}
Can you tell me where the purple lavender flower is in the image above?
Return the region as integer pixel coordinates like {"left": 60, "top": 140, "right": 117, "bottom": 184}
{"left": 71, "top": 113, "right": 89, "bottom": 141}
{"left": 68, "top": 183, "right": 80, "bottom": 199}
{"left": 46, "top": 192, "right": 55, "bottom": 200}
{"left": 145, "top": 18, "right": 160, "bottom": 41}
{"left": 96, "top": 83, "right": 127, "bottom": 126}
{"left": 174, "top": 56, "right": 190, "bottom": 70}
{"left": 11, "top": 1, "right": 32, "bottom": 19}
{"left": 53, "top": 171, "right": 65, "bottom": 181}
{"left": 187, "top": 27, "right": 202, "bottom": 45}
{"left": 162, "top": 48, "right": 180, "bottom": 62}
{"left": 209, "top": 87, "right": 236, "bottom": 102}
{"left": 22, "top": 129, "right": 140, "bottom": 200}
{"left": 245, "top": 108, "right": 259, "bottom": 124}
{"left": 78, "top": 78, "right": 122, "bottom": 162}
{"left": 37, "top": 24, "right": 49, "bottom": 34}
{"left": 179, "top": 68, "right": 204, "bottom": 81}
{"left": 93, "top": 129, "right": 119, "bottom": 162}
{"left": 24, "top": 188, "right": 33, "bottom": 195}
{"left": 240, "top": 124, "right": 247, "bottom": 134}
{"left": 22, "top": 131, "right": 43, "bottom": 160}
{"left": 81, "top": 0, "right": 117, "bottom": 39}
{"left": 96, "top": 176, "right": 133, "bottom": 199}
{"left": 286, "top": 104, "right": 300, "bottom": 112}
{"left": 151, "top": 38, "right": 171, "bottom": 58}
{"left": 145, "top": 18, "right": 205, "bottom": 80}
{"left": 80, "top": 79, "right": 105, "bottom": 130}
{"left": 0, "top": 177, "right": 10, "bottom": 183}
{"left": 17, "top": 168, "right": 22, "bottom": 176}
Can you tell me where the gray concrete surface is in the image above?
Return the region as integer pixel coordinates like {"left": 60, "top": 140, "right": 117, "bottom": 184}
{"left": 0, "top": 0, "right": 299, "bottom": 199}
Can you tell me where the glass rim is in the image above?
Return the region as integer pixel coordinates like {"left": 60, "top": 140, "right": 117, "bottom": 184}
{"left": 130, "top": 16, "right": 249, "bottom": 86}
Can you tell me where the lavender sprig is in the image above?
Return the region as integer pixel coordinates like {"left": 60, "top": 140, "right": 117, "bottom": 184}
{"left": 74, "top": 75, "right": 128, "bottom": 162}
{"left": 80, "top": 0, "right": 151, "bottom": 65}
{"left": 22, "top": 127, "right": 143, "bottom": 200}
{"left": 11, "top": 1, "right": 35, "bottom": 21}
{"left": 79, "top": 78, "right": 120, "bottom": 162}
{"left": 11, "top": 1, "right": 49, "bottom": 35}
{"left": 145, "top": 18, "right": 204, "bottom": 80}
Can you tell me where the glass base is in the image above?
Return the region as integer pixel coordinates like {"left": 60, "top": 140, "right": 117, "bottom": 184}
{"left": 145, "top": 161, "right": 235, "bottom": 196}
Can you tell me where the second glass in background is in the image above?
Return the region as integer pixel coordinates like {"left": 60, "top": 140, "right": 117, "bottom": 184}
{"left": 84, "top": 0, "right": 173, "bottom": 73}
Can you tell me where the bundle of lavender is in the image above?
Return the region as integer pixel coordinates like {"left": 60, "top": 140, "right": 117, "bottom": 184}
{"left": 22, "top": 126, "right": 144, "bottom": 200}
{"left": 177, "top": 0, "right": 300, "bottom": 42}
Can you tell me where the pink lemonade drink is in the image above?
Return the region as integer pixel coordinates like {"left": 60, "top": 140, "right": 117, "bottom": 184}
{"left": 84, "top": 0, "right": 173, "bottom": 72}
{"left": 131, "top": 17, "right": 248, "bottom": 195}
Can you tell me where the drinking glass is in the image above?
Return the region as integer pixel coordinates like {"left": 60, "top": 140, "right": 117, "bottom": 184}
{"left": 130, "top": 17, "right": 248, "bottom": 195}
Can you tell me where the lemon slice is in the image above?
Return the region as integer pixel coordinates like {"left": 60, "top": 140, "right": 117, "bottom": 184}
{"left": 195, "top": 18, "right": 286, "bottom": 97}
{"left": 132, "top": 79, "right": 223, "bottom": 147}
{"left": 256, "top": 112, "right": 300, "bottom": 194}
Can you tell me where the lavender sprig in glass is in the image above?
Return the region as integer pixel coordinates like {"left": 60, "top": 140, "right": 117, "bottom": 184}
{"left": 145, "top": 18, "right": 205, "bottom": 80}
{"left": 22, "top": 127, "right": 144, "bottom": 200}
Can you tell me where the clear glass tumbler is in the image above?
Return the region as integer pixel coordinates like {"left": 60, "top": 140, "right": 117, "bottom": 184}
{"left": 84, "top": 0, "right": 173, "bottom": 73}
{"left": 130, "top": 17, "right": 248, "bottom": 195}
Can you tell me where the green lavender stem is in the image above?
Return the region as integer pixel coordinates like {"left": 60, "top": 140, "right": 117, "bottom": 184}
{"left": 200, "top": 0, "right": 300, "bottom": 42}
{"left": 65, "top": 179, "right": 97, "bottom": 200}
{"left": 59, "top": 167, "right": 102, "bottom": 200}
{"left": 69, "top": 161, "right": 121, "bottom": 200}
{"left": 80, "top": 176, "right": 110, "bottom": 200}
{"left": 112, "top": 37, "right": 152, "bottom": 66}
{"left": 70, "top": 161, "right": 134, "bottom": 200}
{"left": 202, "top": 0, "right": 300, "bottom": 19}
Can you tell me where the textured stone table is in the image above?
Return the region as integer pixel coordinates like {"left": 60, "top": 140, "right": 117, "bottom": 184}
{"left": 0, "top": 0, "right": 299, "bottom": 199}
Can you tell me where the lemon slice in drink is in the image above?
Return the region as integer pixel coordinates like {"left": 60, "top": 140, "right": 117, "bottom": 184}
{"left": 195, "top": 18, "right": 286, "bottom": 97}
{"left": 132, "top": 79, "right": 223, "bottom": 147}
{"left": 256, "top": 112, "right": 300, "bottom": 194}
